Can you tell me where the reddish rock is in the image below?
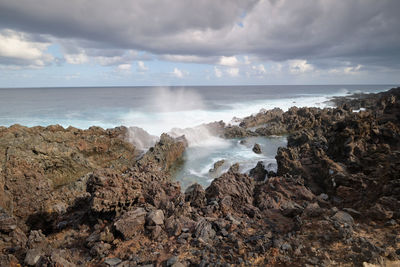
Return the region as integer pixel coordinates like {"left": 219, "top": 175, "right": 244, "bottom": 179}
{"left": 114, "top": 208, "right": 147, "bottom": 239}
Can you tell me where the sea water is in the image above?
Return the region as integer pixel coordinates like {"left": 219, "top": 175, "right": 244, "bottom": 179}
{"left": 0, "top": 84, "right": 395, "bottom": 188}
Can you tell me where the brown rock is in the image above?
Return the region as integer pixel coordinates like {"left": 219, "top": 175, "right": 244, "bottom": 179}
{"left": 114, "top": 208, "right": 147, "bottom": 239}
{"left": 252, "top": 143, "right": 262, "bottom": 154}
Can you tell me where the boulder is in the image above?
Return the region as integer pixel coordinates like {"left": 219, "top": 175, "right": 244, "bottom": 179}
{"left": 147, "top": 210, "right": 165, "bottom": 226}
{"left": 24, "top": 249, "right": 43, "bottom": 266}
{"left": 185, "top": 183, "right": 206, "bottom": 208}
{"left": 331, "top": 211, "right": 354, "bottom": 226}
{"left": 252, "top": 143, "right": 262, "bottom": 154}
{"left": 249, "top": 161, "right": 268, "bottom": 181}
{"left": 209, "top": 159, "right": 225, "bottom": 173}
{"left": 114, "top": 208, "right": 147, "bottom": 239}
{"left": 195, "top": 219, "right": 215, "bottom": 243}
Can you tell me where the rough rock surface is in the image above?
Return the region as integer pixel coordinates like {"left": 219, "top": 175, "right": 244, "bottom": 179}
{"left": 0, "top": 125, "right": 136, "bottom": 231}
{"left": 0, "top": 88, "right": 399, "bottom": 266}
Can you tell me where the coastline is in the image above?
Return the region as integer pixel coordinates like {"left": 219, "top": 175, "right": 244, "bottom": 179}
{"left": 0, "top": 87, "right": 399, "bottom": 266}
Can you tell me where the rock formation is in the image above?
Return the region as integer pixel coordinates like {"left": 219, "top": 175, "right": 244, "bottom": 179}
{"left": 0, "top": 88, "right": 399, "bottom": 266}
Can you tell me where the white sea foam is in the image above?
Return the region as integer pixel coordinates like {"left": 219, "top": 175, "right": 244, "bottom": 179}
{"left": 121, "top": 88, "right": 349, "bottom": 138}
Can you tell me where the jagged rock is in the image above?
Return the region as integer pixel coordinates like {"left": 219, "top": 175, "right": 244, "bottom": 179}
{"left": 0, "top": 87, "right": 399, "bottom": 266}
{"left": 249, "top": 161, "right": 267, "bottom": 181}
{"left": 209, "top": 159, "right": 225, "bottom": 173}
{"left": 303, "top": 202, "right": 323, "bottom": 217}
{"left": 228, "top": 163, "right": 240, "bottom": 173}
{"left": 223, "top": 126, "right": 257, "bottom": 138}
{"left": 185, "top": 183, "right": 206, "bottom": 208}
{"left": 331, "top": 211, "right": 354, "bottom": 226}
{"left": 195, "top": 219, "right": 215, "bottom": 243}
{"left": 254, "top": 176, "right": 314, "bottom": 213}
{"left": 24, "top": 249, "right": 43, "bottom": 266}
{"left": 138, "top": 133, "right": 187, "bottom": 171}
{"left": 90, "top": 242, "right": 111, "bottom": 257}
{"left": 367, "top": 203, "right": 394, "bottom": 220}
{"left": 87, "top": 169, "right": 143, "bottom": 215}
{"left": 114, "top": 208, "right": 147, "bottom": 239}
{"left": 147, "top": 210, "right": 164, "bottom": 226}
{"left": 50, "top": 250, "right": 75, "bottom": 267}
{"left": 252, "top": 143, "right": 262, "bottom": 154}
{"left": 0, "top": 125, "right": 136, "bottom": 227}
{"left": 206, "top": 172, "right": 254, "bottom": 211}
{"left": 104, "top": 258, "right": 122, "bottom": 266}
{"left": 240, "top": 108, "right": 284, "bottom": 128}
{"left": 0, "top": 209, "right": 17, "bottom": 233}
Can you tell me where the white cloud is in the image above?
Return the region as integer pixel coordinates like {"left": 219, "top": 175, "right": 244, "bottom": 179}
{"left": 226, "top": 67, "right": 239, "bottom": 77}
{"left": 137, "top": 61, "right": 148, "bottom": 72}
{"left": 252, "top": 64, "right": 266, "bottom": 75}
{"left": 62, "top": 48, "right": 139, "bottom": 66}
{"left": 214, "top": 66, "right": 222, "bottom": 78}
{"left": 244, "top": 56, "right": 251, "bottom": 65}
{"left": 0, "top": 29, "right": 53, "bottom": 68}
{"left": 288, "top": 60, "right": 314, "bottom": 74}
{"left": 172, "top": 67, "right": 184, "bottom": 78}
{"left": 117, "top": 63, "right": 131, "bottom": 71}
{"left": 162, "top": 54, "right": 213, "bottom": 64}
{"left": 65, "top": 52, "right": 88, "bottom": 64}
{"left": 344, "top": 64, "right": 362, "bottom": 74}
{"left": 219, "top": 56, "right": 239, "bottom": 67}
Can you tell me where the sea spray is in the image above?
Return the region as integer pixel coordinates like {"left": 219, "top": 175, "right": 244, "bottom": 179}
{"left": 168, "top": 125, "right": 229, "bottom": 148}
{"left": 127, "top": 126, "right": 159, "bottom": 151}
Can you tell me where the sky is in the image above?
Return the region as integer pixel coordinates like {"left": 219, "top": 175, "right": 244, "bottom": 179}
{"left": 0, "top": 0, "right": 399, "bottom": 87}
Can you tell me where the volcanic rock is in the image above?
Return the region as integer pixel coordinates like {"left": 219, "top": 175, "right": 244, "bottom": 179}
{"left": 114, "top": 208, "right": 147, "bottom": 239}
{"left": 249, "top": 161, "right": 268, "bottom": 181}
{"left": 252, "top": 143, "right": 262, "bottom": 154}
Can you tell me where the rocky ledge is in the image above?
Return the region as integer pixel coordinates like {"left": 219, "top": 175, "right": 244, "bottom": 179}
{"left": 0, "top": 88, "right": 400, "bottom": 266}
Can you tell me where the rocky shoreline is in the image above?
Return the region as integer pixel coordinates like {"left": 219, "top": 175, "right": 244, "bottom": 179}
{"left": 1, "top": 88, "right": 399, "bottom": 266}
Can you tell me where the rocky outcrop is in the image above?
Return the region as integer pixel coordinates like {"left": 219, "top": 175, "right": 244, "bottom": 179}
{"left": 249, "top": 161, "right": 268, "bottom": 181}
{"left": 0, "top": 125, "right": 136, "bottom": 230}
{"left": 138, "top": 133, "right": 187, "bottom": 171}
{"left": 0, "top": 88, "right": 399, "bottom": 266}
{"left": 252, "top": 143, "right": 262, "bottom": 154}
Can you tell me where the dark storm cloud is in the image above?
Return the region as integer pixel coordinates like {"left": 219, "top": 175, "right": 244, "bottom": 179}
{"left": 0, "top": 0, "right": 399, "bottom": 68}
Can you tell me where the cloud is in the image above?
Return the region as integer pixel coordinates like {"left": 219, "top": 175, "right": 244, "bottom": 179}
{"left": 219, "top": 56, "right": 239, "bottom": 66}
{"left": 117, "top": 63, "right": 131, "bottom": 71}
{"left": 226, "top": 67, "right": 239, "bottom": 77}
{"left": 344, "top": 64, "right": 362, "bottom": 74}
{"left": 137, "top": 61, "right": 148, "bottom": 72}
{"left": 172, "top": 67, "right": 185, "bottom": 78}
{"left": 65, "top": 52, "right": 88, "bottom": 64}
{"left": 0, "top": 0, "right": 399, "bottom": 73}
{"left": 63, "top": 48, "right": 138, "bottom": 66}
{"left": 252, "top": 64, "right": 266, "bottom": 75}
{"left": 214, "top": 66, "right": 222, "bottom": 78}
{"left": 288, "top": 60, "right": 314, "bottom": 74}
{"left": 0, "top": 29, "right": 53, "bottom": 68}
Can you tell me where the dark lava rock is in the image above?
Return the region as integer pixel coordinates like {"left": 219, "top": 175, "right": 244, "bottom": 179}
{"left": 331, "top": 211, "right": 354, "bottom": 226}
{"left": 114, "top": 208, "right": 147, "bottom": 239}
{"left": 252, "top": 143, "right": 262, "bottom": 154}
{"left": 228, "top": 163, "right": 240, "bottom": 173}
{"left": 249, "top": 161, "right": 268, "bottom": 181}
{"left": 209, "top": 159, "right": 226, "bottom": 173}
{"left": 185, "top": 183, "right": 206, "bottom": 208}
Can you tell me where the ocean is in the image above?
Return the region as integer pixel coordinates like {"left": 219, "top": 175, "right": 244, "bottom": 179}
{"left": 0, "top": 84, "right": 396, "bottom": 188}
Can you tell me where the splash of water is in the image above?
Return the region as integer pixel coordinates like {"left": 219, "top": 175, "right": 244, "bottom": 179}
{"left": 168, "top": 125, "right": 229, "bottom": 148}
